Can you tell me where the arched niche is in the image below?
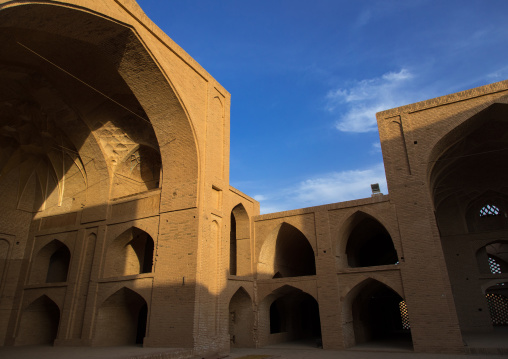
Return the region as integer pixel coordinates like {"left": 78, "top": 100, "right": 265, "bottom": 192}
{"left": 476, "top": 240, "right": 508, "bottom": 275}
{"left": 15, "top": 295, "right": 60, "bottom": 346}
{"left": 103, "top": 227, "right": 154, "bottom": 278}
{"left": 0, "top": 2, "right": 199, "bottom": 213}
{"left": 228, "top": 287, "right": 254, "bottom": 348}
{"left": 428, "top": 103, "right": 508, "bottom": 236}
{"left": 230, "top": 204, "right": 250, "bottom": 276}
{"left": 343, "top": 212, "right": 398, "bottom": 268}
{"left": 342, "top": 278, "right": 412, "bottom": 350}
{"left": 258, "top": 223, "right": 315, "bottom": 279}
{"left": 29, "top": 239, "right": 71, "bottom": 284}
{"left": 260, "top": 285, "right": 321, "bottom": 347}
{"left": 93, "top": 287, "right": 148, "bottom": 346}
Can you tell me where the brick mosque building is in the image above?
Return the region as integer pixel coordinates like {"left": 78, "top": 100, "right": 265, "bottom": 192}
{"left": 0, "top": 0, "right": 507, "bottom": 356}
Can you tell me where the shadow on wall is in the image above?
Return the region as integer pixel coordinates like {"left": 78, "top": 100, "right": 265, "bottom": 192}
{"left": 430, "top": 103, "right": 508, "bottom": 237}
{"left": 1, "top": 1, "right": 200, "bottom": 349}
{"left": 15, "top": 295, "right": 60, "bottom": 346}
{"left": 343, "top": 212, "right": 399, "bottom": 268}
{"left": 29, "top": 240, "right": 71, "bottom": 284}
{"left": 12, "top": 278, "right": 415, "bottom": 350}
{"left": 428, "top": 102, "right": 508, "bottom": 334}
{"left": 103, "top": 227, "right": 154, "bottom": 278}
{"left": 257, "top": 223, "right": 316, "bottom": 279}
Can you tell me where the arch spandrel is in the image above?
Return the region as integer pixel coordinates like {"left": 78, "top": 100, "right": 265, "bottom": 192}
{"left": 257, "top": 283, "right": 318, "bottom": 304}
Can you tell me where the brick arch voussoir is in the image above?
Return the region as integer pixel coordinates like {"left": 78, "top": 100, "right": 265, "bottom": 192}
{"left": 98, "top": 284, "right": 150, "bottom": 309}
{"left": 342, "top": 276, "right": 404, "bottom": 302}
{"left": 22, "top": 293, "right": 62, "bottom": 314}
{"left": 228, "top": 285, "right": 254, "bottom": 304}
{"left": 258, "top": 283, "right": 318, "bottom": 305}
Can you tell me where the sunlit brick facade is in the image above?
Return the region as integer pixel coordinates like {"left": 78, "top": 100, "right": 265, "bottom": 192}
{"left": 0, "top": 1, "right": 506, "bottom": 356}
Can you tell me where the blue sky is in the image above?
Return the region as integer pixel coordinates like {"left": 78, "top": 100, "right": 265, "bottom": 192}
{"left": 137, "top": 0, "right": 508, "bottom": 214}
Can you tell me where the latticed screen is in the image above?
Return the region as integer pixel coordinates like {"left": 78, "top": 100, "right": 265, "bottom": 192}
{"left": 480, "top": 204, "right": 500, "bottom": 217}
{"left": 399, "top": 300, "right": 410, "bottom": 330}
{"left": 489, "top": 256, "right": 502, "bottom": 274}
{"left": 486, "top": 293, "right": 508, "bottom": 325}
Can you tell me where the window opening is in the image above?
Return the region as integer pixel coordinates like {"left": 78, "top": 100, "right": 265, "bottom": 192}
{"left": 480, "top": 204, "right": 500, "bottom": 217}
{"left": 486, "top": 293, "right": 508, "bottom": 326}
{"left": 489, "top": 256, "right": 502, "bottom": 274}
{"left": 399, "top": 300, "right": 410, "bottom": 330}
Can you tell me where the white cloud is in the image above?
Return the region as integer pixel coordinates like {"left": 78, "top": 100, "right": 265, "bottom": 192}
{"left": 327, "top": 69, "right": 416, "bottom": 133}
{"left": 253, "top": 194, "right": 268, "bottom": 201}
{"left": 255, "top": 163, "right": 387, "bottom": 214}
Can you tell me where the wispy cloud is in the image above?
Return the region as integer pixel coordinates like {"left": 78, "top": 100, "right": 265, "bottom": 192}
{"left": 254, "top": 163, "right": 387, "bottom": 214}
{"left": 370, "top": 141, "right": 381, "bottom": 154}
{"left": 354, "top": 9, "right": 372, "bottom": 28}
{"left": 327, "top": 69, "right": 417, "bottom": 133}
{"left": 253, "top": 194, "right": 268, "bottom": 201}
{"left": 486, "top": 65, "right": 508, "bottom": 82}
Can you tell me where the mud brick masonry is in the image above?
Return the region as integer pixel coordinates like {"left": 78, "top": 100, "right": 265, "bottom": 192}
{"left": 0, "top": 0, "right": 507, "bottom": 357}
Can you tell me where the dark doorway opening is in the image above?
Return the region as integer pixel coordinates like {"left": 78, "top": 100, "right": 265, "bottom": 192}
{"left": 346, "top": 215, "right": 398, "bottom": 268}
{"left": 265, "top": 287, "right": 322, "bottom": 348}
{"left": 350, "top": 280, "right": 412, "bottom": 349}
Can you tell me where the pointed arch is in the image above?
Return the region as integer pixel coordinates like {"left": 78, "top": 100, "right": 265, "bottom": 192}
{"left": 15, "top": 295, "right": 60, "bottom": 345}
{"left": 258, "top": 285, "right": 321, "bottom": 347}
{"left": 29, "top": 239, "right": 71, "bottom": 284}
{"left": 428, "top": 103, "right": 508, "bottom": 236}
{"left": 342, "top": 278, "right": 412, "bottom": 349}
{"left": 0, "top": 2, "right": 200, "bottom": 214}
{"left": 103, "top": 227, "right": 154, "bottom": 278}
{"left": 341, "top": 211, "right": 398, "bottom": 268}
{"left": 230, "top": 204, "right": 251, "bottom": 276}
{"left": 229, "top": 287, "right": 254, "bottom": 347}
{"left": 258, "top": 223, "right": 315, "bottom": 279}
{"left": 93, "top": 287, "right": 148, "bottom": 346}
